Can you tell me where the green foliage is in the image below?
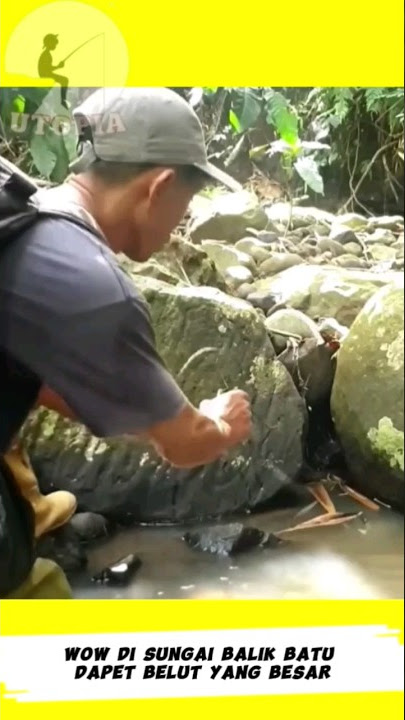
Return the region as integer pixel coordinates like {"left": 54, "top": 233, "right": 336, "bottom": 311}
{"left": 264, "top": 89, "right": 299, "bottom": 146}
{"left": 229, "top": 88, "right": 262, "bottom": 133}
{"left": 1, "top": 85, "right": 403, "bottom": 212}
{"left": 0, "top": 87, "right": 78, "bottom": 182}
{"left": 199, "top": 86, "right": 403, "bottom": 210}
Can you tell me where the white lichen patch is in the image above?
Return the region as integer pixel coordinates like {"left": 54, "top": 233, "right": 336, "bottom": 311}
{"left": 367, "top": 417, "right": 404, "bottom": 472}
{"left": 386, "top": 330, "right": 404, "bottom": 372}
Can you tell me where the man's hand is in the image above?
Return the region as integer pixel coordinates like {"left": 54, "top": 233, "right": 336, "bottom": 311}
{"left": 199, "top": 390, "right": 252, "bottom": 446}
{"left": 36, "top": 385, "right": 253, "bottom": 470}
{"left": 146, "top": 390, "right": 252, "bottom": 468}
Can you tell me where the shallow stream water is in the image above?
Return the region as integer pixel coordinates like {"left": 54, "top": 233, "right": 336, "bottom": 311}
{"left": 71, "top": 497, "right": 404, "bottom": 601}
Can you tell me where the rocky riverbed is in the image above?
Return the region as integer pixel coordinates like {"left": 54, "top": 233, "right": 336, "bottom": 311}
{"left": 19, "top": 190, "right": 404, "bottom": 586}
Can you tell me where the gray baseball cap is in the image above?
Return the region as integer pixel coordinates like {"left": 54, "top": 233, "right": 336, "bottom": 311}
{"left": 69, "top": 87, "right": 241, "bottom": 191}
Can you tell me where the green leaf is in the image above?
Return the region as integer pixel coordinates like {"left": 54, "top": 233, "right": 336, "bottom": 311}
{"left": 29, "top": 121, "right": 70, "bottom": 181}
{"left": 265, "top": 90, "right": 299, "bottom": 146}
{"left": 11, "top": 95, "right": 26, "bottom": 113}
{"left": 29, "top": 132, "right": 57, "bottom": 179}
{"left": 229, "top": 109, "right": 242, "bottom": 133}
{"left": 234, "top": 88, "right": 261, "bottom": 132}
{"left": 294, "top": 156, "right": 324, "bottom": 194}
{"left": 230, "top": 88, "right": 262, "bottom": 133}
{"left": 364, "top": 88, "right": 385, "bottom": 112}
{"left": 331, "top": 88, "right": 354, "bottom": 122}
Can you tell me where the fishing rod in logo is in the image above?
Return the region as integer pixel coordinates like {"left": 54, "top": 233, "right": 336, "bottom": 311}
{"left": 38, "top": 33, "right": 104, "bottom": 108}
{"left": 59, "top": 33, "right": 104, "bottom": 64}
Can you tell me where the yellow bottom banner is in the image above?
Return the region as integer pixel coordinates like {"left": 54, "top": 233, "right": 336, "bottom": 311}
{"left": 0, "top": 600, "right": 403, "bottom": 718}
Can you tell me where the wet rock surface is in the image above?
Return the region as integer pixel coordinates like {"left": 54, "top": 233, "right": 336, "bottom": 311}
{"left": 70, "top": 512, "right": 111, "bottom": 541}
{"left": 183, "top": 523, "right": 284, "bottom": 556}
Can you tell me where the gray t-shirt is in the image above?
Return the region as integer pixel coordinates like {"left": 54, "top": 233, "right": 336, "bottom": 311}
{"left": 0, "top": 216, "right": 186, "bottom": 437}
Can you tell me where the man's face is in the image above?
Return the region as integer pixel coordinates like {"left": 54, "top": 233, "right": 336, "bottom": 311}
{"left": 125, "top": 169, "right": 198, "bottom": 261}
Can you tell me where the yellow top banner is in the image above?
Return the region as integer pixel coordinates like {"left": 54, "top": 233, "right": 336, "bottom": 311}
{"left": 0, "top": 0, "right": 404, "bottom": 87}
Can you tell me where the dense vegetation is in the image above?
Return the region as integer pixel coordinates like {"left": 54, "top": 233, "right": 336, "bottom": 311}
{"left": 1, "top": 86, "right": 404, "bottom": 215}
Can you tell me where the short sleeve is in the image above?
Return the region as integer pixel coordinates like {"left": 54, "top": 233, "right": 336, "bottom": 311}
{"left": 0, "top": 217, "right": 187, "bottom": 437}
{"left": 42, "top": 292, "right": 187, "bottom": 437}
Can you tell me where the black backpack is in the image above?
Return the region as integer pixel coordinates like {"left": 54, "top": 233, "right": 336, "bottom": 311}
{"left": 0, "top": 155, "right": 102, "bottom": 597}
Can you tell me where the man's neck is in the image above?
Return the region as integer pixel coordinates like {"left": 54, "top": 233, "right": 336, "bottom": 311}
{"left": 35, "top": 181, "right": 110, "bottom": 246}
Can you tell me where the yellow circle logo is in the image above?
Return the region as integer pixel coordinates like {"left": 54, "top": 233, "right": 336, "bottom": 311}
{"left": 5, "top": 1, "right": 129, "bottom": 87}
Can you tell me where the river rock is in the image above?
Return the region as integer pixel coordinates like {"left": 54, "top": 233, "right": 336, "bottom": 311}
{"left": 310, "top": 255, "right": 329, "bottom": 266}
{"left": 259, "top": 253, "right": 303, "bottom": 276}
{"left": 70, "top": 512, "right": 110, "bottom": 541}
{"left": 189, "top": 191, "right": 268, "bottom": 242}
{"left": 317, "top": 317, "right": 349, "bottom": 343}
{"left": 119, "top": 238, "right": 226, "bottom": 291}
{"left": 308, "top": 223, "right": 330, "bottom": 237}
{"left": 368, "top": 244, "right": 397, "bottom": 263}
{"left": 235, "top": 238, "right": 272, "bottom": 264}
{"left": 249, "top": 265, "right": 401, "bottom": 326}
{"left": 331, "top": 281, "right": 404, "bottom": 509}
{"left": 344, "top": 242, "right": 363, "bottom": 257}
{"left": 329, "top": 227, "right": 359, "bottom": 245}
{"left": 265, "top": 308, "right": 322, "bottom": 354}
{"left": 265, "top": 204, "right": 334, "bottom": 229}
{"left": 235, "top": 282, "right": 254, "bottom": 299}
{"left": 365, "top": 229, "right": 397, "bottom": 246}
{"left": 23, "top": 281, "right": 306, "bottom": 523}
{"left": 334, "top": 255, "right": 368, "bottom": 269}
{"left": 298, "top": 243, "right": 317, "bottom": 258}
{"left": 334, "top": 213, "right": 368, "bottom": 230}
{"left": 183, "top": 523, "right": 266, "bottom": 556}
{"left": 367, "top": 215, "right": 404, "bottom": 232}
{"left": 223, "top": 265, "right": 254, "bottom": 289}
{"left": 201, "top": 241, "right": 256, "bottom": 273}
{"left": 317, "top": 238, "right": 346, "bottom": 257}
{"left": 252, "top": 230, "right": 280, "bottom": 244}
{"left": 246, "top": 289, "right": 281, "bottom": 313}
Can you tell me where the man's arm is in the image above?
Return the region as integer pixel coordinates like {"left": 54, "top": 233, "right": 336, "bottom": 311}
{"left": 37, "top": 385, "right": 251, "bottom": 468}
{"left": 4, "top": 217, "right": 251, "bottom": 467}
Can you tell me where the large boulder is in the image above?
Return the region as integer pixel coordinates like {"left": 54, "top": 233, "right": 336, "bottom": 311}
{"left": 119, "top": 237, "right": 227, "bottom": 290}
{"left": 200, "top": 241, "right": 257, "bottom": 273}
{"left": 265, "top": 204, "right": 334, "bottom": 230}
{"left": 248, "top": 265, "right": 402, "bottom": 326}
{"left": 22, "top": 280, "right": 306, "bottom": 523}
{"left": 189, "top": 191, "right": 268, "bottom": 242}
{"left": 331, "top": 281, "right": 404, "bottom": 509}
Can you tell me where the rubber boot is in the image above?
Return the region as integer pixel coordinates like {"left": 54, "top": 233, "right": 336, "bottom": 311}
{"left": 3, "top": 441, "right": 77, "bottom": 539}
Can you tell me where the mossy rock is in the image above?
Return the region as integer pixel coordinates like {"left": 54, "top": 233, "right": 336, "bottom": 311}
{"left": 331, "top": 282, "right": 404, "bottom": 509}
{"left": 250, "top": 265, "right": 402, "bottom": 326}
{"left": 23, "top": 281, "right": 306, "bottom": 523}
{"left": 189, "top": 191, "right": 268, "bottom": 243}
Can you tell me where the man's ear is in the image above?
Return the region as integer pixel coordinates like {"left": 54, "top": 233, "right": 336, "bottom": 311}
{"left": 148, "top": 168, "right": 176, "bottom": 204}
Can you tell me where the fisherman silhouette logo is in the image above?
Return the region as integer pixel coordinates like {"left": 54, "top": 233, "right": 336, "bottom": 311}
{"left": 2, "top": 1, "right": 129, "bottom": 88}
{"left": 38, "top": 34, "right": 69, "bottom": 108}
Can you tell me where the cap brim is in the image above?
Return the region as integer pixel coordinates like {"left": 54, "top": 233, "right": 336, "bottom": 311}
{"left": 196, "top": 161, "right": 242, "bottom": 192}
